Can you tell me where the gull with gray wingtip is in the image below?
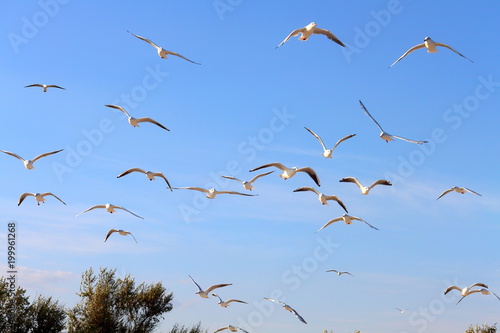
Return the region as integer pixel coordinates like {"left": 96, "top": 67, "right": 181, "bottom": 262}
{"left": 18, "top": 192, "right": 66, "bottom": 206}
{"left": 317, "top": 214, "right": 379, "bottom": 231}
{"left": 105, "top": 104, "right": 169, "bottom": 131}
{"left": 339, "top": 177, "right": 392, "bottom": 195}
{"left": 444, "top": 283, "right": 499, "bottom": 304}
{"left": 263, "top": 297, "right": 307, "bottom": 324}
{"left": 326, "top": 269, "right": 354, "bottom": 277}
{"left": 75, "top": 203, "right": 143, "bottom": 219}
{"left": 211, "top": 293, "right": 248, "bottom": 307}
{"left": 437, "top": 186, "right": 481, "bottom": 200}
{"left": 213, "top": 325, "right": 249, "bottom": 333}
{"left": 117, "top": 168, "right": 173, "bottom": 191}
{"left": 249, "top": 163, "right": 320, "bottom": 187}
{"left": 304, "top": 127, "right": 356, "bottom": 158}
{"left": 104, "top": 229, "right": 138, "bottom": 244}
{"left": 173, "top": 187, "right": 257, "bottom": 199}
{"left": 189, "top": 275, "right": 231, "bottom": 298}
{"left": 276, "top": 22, "right": 346, "bottom": 49}
{"left": 1, "top": 149, "right": 63, "bottom": 170}
{"left": 293, "top": 187, "right": 347, "bottom": 212}
{"left": 219, "top": 171, "right": 274, "bottom": 191}
{"left": 24, "top": 83, "right": 65, "bottom": 92}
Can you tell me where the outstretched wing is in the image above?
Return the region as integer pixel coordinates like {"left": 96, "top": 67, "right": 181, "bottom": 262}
{"left": 248, "top": 171, "right": 274, "bottom": 183}
{"left": 249, "top": 162, "right": 286, "bottom": 172}
{"left": 105, "top": 104, "right": 131, "bottom": 117}
{"left": 391, "top": 134, "right": 428, "bottom": 144}
{"left": 353, "top": 216, "right": 379, "bottom": 230}
{"left": 304, "top": 127, "right": 327, "bottom": 151}
{"left": 32, "top": 149, "right": 64, "bottom": 163}
{"left": 316, "top": 217, "right": 342, "bottom": 232}
{"left": 136, "top": 117, "right": 170, "bottom": 131}
{"left": 215, "top": 191, "right": 257, "bottom": 197}
{"left": 75, "top": 205, "right": 106, "bottom": 217}
{"left": 339, "top": 177, "right": 363, "bottom": 190}
{"left": 46, "top": 85, "right": 65, "bottom": 90}
{"left": 104, "top": 229, "right": 118, "bottom": 242}
{"left": 1, "top": 150, "right": 25, "bottom": 162}
{"left": 435, "top": 42, "right": 473, "bottom": 63}
{"left": 220, "top": 175, "right": 243, "bottom": 183}
{"left": 117, "top": 168, "right": 147, "bottom": 178}
{"left": 324, "top": 195, "right": 348, "bottom": 213}
{"left": 437, "top": 188, "right": 454, "bottom": 200}
{"left": 332, "top": 134, "right": 356, "bottom": 151}
{"left": 297, "top": 167, "right": 321, "bottom": 187}
{"left": 204, "top": 283, "right": 232, "bottom": 294}
{"left": 42, "top": 192, "right": 66, "bottom": 205}
{"left": 464, "top": 188, "right": 481, "bottom": 196}
{"left": 165, "top": 50, "right": 201, "bottom": 65}
{"left": 115, "top": 206, "right": 144, "bottom": 219}
{"left": 276, "top": 27, "right": 305, "bottom": 48}
{"left": 369, "top": 179, "right": 392, "bottom": 190}
{"left": 17, "top": 193, "right": 33, "bottom": 206}
{"left": 188, "top": 275, "right": 203, "bottom": 292}
{"left": 359, "top": 100, "right": 385, "bottom": 132}
{"left": 312, "top": 27, "right": 346, "bottom": 47}
{"left": 293, "top": 186, "right": 319, "bottom": 195}
{"left": 388, "top": 43, "right": 425, "bottom": 68}
{"left": 173, "top": 187, "right": 210, "bottom": 194}
{"left": 24, "top": 84, "right": 44, "bottom": 88}
{"left": 127, "top": 30, "right": 160, "bottom": 50}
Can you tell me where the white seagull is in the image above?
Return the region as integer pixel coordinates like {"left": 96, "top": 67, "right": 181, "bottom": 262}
{"left": 214, "top": 325, "right": 249, "bottom": 333}
{"left": 249, "top": 163, "right": 320, "bottom": 187}
{"left": 75, "top": 203, "right": 143, "bottom": 219}
{"left": 276, "top": 22, "right": 346, "bottom": 49}
{"left": 18, "top": 192, "right": 66, "bottom": 206}
{"left": 219, "top": 171, "right": 274, "bottom": 191}
{"left": 339, "top": 177, "right": 392, "bottom": 195}
{"left": 117, "top": 168, "right": 173, "bottom": 191}
{"left": 104, "top": 229, "right": 138, "bottom": 244}
{"left": 444, "top": 283, "right": 499, "bottom": 304}
{"left": 326, "top": 269, "right": 354, "bottom": 277}
{"left": 437, "top": 186, "right": 481, "bottom": 200}
{"left": 211, "top": 293, "right": 248, "bottom": 307}
{"left": 172, "top": 187, "right": 257, "bottom": 199}
{"left": 389, "top": 36, "right": 473, "bottom": 68}
{"left": 24, "top": 84, "right": 65, "bottom": 92}
{"left": 396, "top": 308, "right": 408, "bottom": 314}
{"left": 304, "top": 127, "right": 356, "bottom": 158}
{"left": 105, "top": 104, "right": 169, "bottom": 131}
{"left": 188, "top": 275, "right": 232, "bottom": 298}
{"left": 317, "top": 214, "right": 379, "bottom": 231}
{"left": 1, "top": 149, "right": 63, "bottom": 170}
{"left": 293, "top": 187, "right": 348, "bottom": 213}
{"left": 127, "top": 30, "right": 200, "bottom": 64}
{"left": 263, "top": 298, "right": 307, "bottom": 324}
{"left": 359, "top": 100, "right": 428, "bottom": 144}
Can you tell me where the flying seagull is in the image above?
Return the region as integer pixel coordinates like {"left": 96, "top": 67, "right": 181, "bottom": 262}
{"left": 127, "top": 30, "right": 200, "bottom": 64}
{"left": 396, "top": 308, "right": 408, "bottom": 314}
{"left": 359, "top": 100, "right": 428, "bottom": 144}
{"left": 104, "top": 229, "right": 138, "bottom": 244}
{"left": 172, "top": 187, "right": 257, "bottom": 199}
{"left": 339, "top": 177, "right": 392, "bottom": 195}
{"left": 293, "top": 187, "right": 348, "bottom": 212}
{"left": 249, "top": 162, "right": 320, "bottom": 187}
{"left": 1, "top": 149, "right": 63, "bottom": 170}
{"left": 437, "top": 186, "right": 481, "bottom": 200}
{"left": 276, "top": 22, "right": 346, "bottom": 49}
{"left": 389, "top": 36, "right": 473, "bottom": 68}
{"left": 326, "top": 269, "right": 354, "bottom": 277}
{"left": 444, "top": 283, "right": 499, "bottom": 304}
{"left": 304, "top": 127, "right": 356, "bottom": 158}
{"left": 117, "top": 168, "right": 173, "bottom": 191}
{"left": 263, "top": 298, "right": 307, "bottom": 324}
{"left": 317, "top": 214, "right": 379, "bottom": 231}
{"left": 211, "top": 293, "right": 248, "bottom": 307}
{"left": 24, "top": 84, "right": 65, "bottom": 92}
{"left": 214, "top": 325, "right": 249, "bottom": 333}
{"left": 105, "top": 104, "right": 169, "bottom": 131}
{"left": 18, "top": 192, "right": 66, "bottom": 206}
{"left": 188, "top": 275, "right": 232, "bottom": 298}
{"left": 75, "top": 203, "right": 143, "bottom": 219}
{"left": 219, "top": 171, "right": 274, "bottom": 191}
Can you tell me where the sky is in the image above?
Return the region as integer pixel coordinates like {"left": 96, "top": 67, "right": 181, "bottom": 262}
{"left": 0, "top": 1, "right": 499, "bottom": 332}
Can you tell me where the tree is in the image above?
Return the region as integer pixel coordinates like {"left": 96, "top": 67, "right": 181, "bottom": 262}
{"left": 67, "top": 267, "right": 174, "bottom": 333}
{"left": 465, "top": 323, "right": 497, "bottom": 333}
{"left": 169, "top": 322, "right": 207, "bottom": 333}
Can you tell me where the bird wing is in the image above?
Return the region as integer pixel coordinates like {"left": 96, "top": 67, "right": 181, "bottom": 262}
{"left": 304, "top": 127, "right": 327, "bottom": 151}
{"left": 42, "top": 192, "right": 66, "bottom": 205}
{"left": 215, "top": 191, "right": 257, "bottom": 197}
{"left": 104, "top": 229, "right": 118, "bottom": 242}
{"left": 351, "top": 216, "right": 379, "bottom": 230}
{"left": 276, "top": 27, "right": 305, "bottom": 48}
{"left": 128, "top": 232, "right": 138, "bottom": 244}
{"left": 220, "top": 175, "right": 243, "bottom": 183}
{"left": 154, "top": 173, "right": 173, "bottom": 191}
{"left": 324, "top": 195, "right": 348, "bottom": 213}
{"left": 434, "top": 42, "right": 473, "bottom": 62}
{"left": 24, "top": 84, "right": 44, "bottom": 88}
{"left": 213, "top": 328, "right": 228, "bottom": 333}
{"left": 32, "top": 149, "right": 64, "bottom": 163}
{"left": 326, "top": 269, "right": 339, "bottom": 273}
{"left": 17, "top": 193, "right": 33, "bottom": 206}
{"left": 248, "top": 171, "right": 274, "bottom": 184}
{"left": 332, "top": 134, "right": 356, "bottom": 151}
{"left": 312, "top": 27, "right": 346, "bottom": 47}
{"left": 117, "top": 168, "right": 147, "bottom": 178}
{"left": 237, "top": 328, "right": 250, "bottom": 333}
{"left": 391, "top": 134, "right": 428, "bottom": 144}
{"left": 288, "top": 306, "right": 307, "bottom": 324}
{"left": 46, "top": 85, "right": 65, "bottom": 90}
{"left": 470, "top": 282, "right": 488, "bottom": 289}
{"left": 359, "top": 100, "right": 385, "bottom": 132}
{"left": 135, "top": 117, "right": 170, "bottom": 131}
{"left": 343, "top": 272, "right": 354, "bottom": 276}
{"left": 249, "top": 162, "right": 286, "bottom": 172}
{"left": 437, "top": 188, "right": 454, "bottom": 200}
{"left": 339, "top": 177, "right": 363, "bottom": 190}
{"left": 115, "top": 206, "right": 144, "bottom": 219}
{"left": 1, "top": 150, "right": 25, "bottom": 162}
{"left": 173, "top": 187, "right": 210, "bottom": 194}
{"left": 490, "top": 290, "right": 500, "bottom": 301}
{"left": 188, "top": 275, "right": 204, "bottom": 292}
{"left": 297, "top": 167, "right": 321, "bottom": 187}
{"left": 369, "top": 179, "right": 392, "bottom": 190}
{"left": 226, "top": 299, "right": 248, "bottom": 304}
{"left": 105, "top": 104, "right": 131, "bottom": 117}
{"left": 293, "top": 186, "right": 319, "bottom": 195}
{"left": 263, "top": 297, "right": 285, "bottom": 305}
{"left": 205, "top": 283, "right": 232, "bottom": 294}
{"left": 316, "top": 217, "right": 343, "bottom": 232}
{"left": 165, "top": 50, "right": 201, "bottom": 65}
{"left": 444, "top": 285, "right": 462, "bottom": 295}
{"left": 75, "top": 205, "right": 106, "bottom": 217}
{"left": 127, "top": 30, "right": 160, "bottom": 50}
{"left": 388, "top": 43, "right": 426, "bottom": 68}
{"left": 464, "top": 188, "right": 481, "bottom": 196}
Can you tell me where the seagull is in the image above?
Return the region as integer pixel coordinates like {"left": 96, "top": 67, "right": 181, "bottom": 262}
{"left": 104, "top": 229, "right": 138, "bottom": 244}
{"left": 437, "top": 186, "right": 481, "bottom": 200}
{"left": 105, "top": 105, "right": 169, "bottom": 131}
{"left": 117, "top": 168, "right": 173, "bottom": 191}
{"left": 1, "top": 149, "right": 63, "bottom": 170}
{"left": 304, "top": 127, "right": 356, "bottom": 158}
{"left": 211, "top": 293, "right": 248, "bottom": 307}
{"left": 249, "top": 163, "right": 320, "bottom": 187}
{"left": 172, "top": 187, "right": 257, "bottom": 199}
{"left": 188, "top": 275, "right": 232, "bottom": 298}
{"left": 326, "top": 269, "right": 354, "bottom": 277}
{"left": 389, "top": 36, "right": 473, "bottom": 68}
{"left": 276, "top": 22, "right": 346, "bottom": 49}
{"left": 24, "top": 84, "right": 65, "bottom": 92}
{"left": 127, "top": 30, "right": 200, "bottom": 64}
{"left": 263, "top": 298, "right": 307, "bottom": 324}
{"left": 444, "top": 283, "right": 499, "bottom": 304}
{"left": 18, "top": 192, "right": 66, "bottom": 206}
{"left": 293, "top": 187, "right": 348, "bottom": 212}
{"left": 214, "top": 325, "right": 249, "bottom": 333}
{"left": 75, "top": 203, "right": 143, "bottom": 219}
{"left": 339, "top": 177, "right": 392, "bottom": 195}
{"left": 317, "top": 214, "right": 379, "bottom": 231}
{"left": 219, "top": 171, "right": 274, "bottom": 191}
{"left": 359, "top": 100, "right": 428, "bottom": 144}
{"left": 396, "top": 308, "right": 408, "bottom": 314}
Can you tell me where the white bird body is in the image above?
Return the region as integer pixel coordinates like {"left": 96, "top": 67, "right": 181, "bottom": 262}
{"left": 444, "top": 283, "right": 499, "bottom": 304}
{"left": 75, "top": 203, "right": 143, "bottom": 219}
{"left": 18, "top": 192, "right": 66, "bottom": 206}
{"left": 220, "top": 171, "right": 274, "bottom": 191}
{"left": 212, "top": 293, "right": 247, "bottom": 307}
{"left": 317, "top": 214, "right": 379, "bottom": 231}
{"left": 105, "top": 105, "right": 170, "bottom": 131}
{"left": 304, "top": 127, "right": 356, "bottom": 158}
{"left": 1, "top": 149, "right": 63, "bottom": 169}
{"left": 276, "top": 22, "right": 346, "bottom": 49}
{"left": 189, "top": 275, "right": 231, "bottom": 298}
{"left": 293, "top": 187, "right": 348, "bottom": 212}
{"left": 437, "top": 186, "right": 481, "bottom": 200}
{"left": 249, "top": 162, "right": 320, "bottom": 186}
{"left": 117, "top": 168, "right": 173, "bottom": 191}
{"left": 339, "top": 177, "right": 392, "bottom": 195}
{"left": 263, "top": 298, "right": 307, "bottom": 324}
{"left": 173, "top": 187, "right": 256, "bottom": 199}
{"left": 104, "top": 229, "right": 137, "bottom": 243}
{"left": 24, "top": 84, "right": 65, "bottom": 92}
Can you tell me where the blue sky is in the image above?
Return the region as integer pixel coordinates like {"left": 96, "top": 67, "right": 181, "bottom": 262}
{"left": 1, "top": 1, "right": 499, "bottom": 332}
